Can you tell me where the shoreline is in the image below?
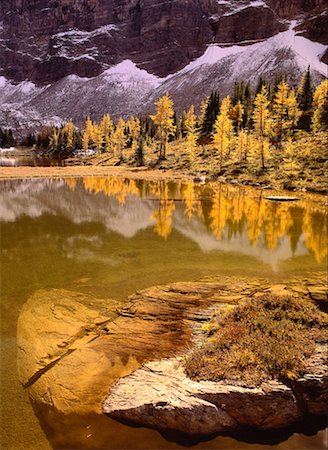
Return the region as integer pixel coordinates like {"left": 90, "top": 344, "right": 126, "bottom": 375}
{"left": 0, "top": 165, "right": 326, "bottom": 207}
{"left": 0, "top": 165, "right": 192, "bottom": 181}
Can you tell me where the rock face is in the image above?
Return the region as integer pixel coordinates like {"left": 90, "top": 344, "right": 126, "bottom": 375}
{"left": 0, "top": 0, "right": 326, "bottom": 84}
{"left": 103, "top": 356, "right": 327, "bottom": 435}
{"left": 0, "top": 0, "right": 327, "bottom": 129}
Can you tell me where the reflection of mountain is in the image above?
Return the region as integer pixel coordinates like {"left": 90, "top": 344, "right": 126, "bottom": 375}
{"left": 0, "top": 178, "right": 326, "bottom": 266}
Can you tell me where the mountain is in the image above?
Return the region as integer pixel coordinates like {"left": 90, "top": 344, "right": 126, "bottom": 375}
{"left": 0, "top": 0, "right": 327, "bottom": 131}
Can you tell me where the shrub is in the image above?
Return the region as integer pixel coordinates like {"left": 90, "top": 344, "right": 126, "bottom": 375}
{"left": 185, "top": 295, "right": 327, "bottom": 386}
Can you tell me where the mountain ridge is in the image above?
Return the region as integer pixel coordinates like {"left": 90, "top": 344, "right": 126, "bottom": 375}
{"left": 0, "top": 0, "right": 327, "bottom": 131}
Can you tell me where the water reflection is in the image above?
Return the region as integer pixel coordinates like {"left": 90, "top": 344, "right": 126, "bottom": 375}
{"left": 1, "top": 176, "right": 327, "bottom": 450}
{"left": 0, "top": 177, "right": 326, "bottom": 266}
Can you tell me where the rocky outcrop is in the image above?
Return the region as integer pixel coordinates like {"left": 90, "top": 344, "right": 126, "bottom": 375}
{"left": 103, "top": 354, "right": 328, "bottom": 435}
{"left": 17, "top": 280, "right": 249, "bottom": 414}
{"left": 17, "top": 276, "right": 327, "bottom": 418}
{"left": 0, "top": 0, "right": 326, "bottom": 85}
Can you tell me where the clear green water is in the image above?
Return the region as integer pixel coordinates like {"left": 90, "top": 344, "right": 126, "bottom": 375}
{"left": 0, "top": 177, "right": 327, "bottom": 449}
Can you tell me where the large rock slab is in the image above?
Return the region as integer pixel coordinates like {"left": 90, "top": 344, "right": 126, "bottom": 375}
{"left": 102, "top": 358, "right": 298, "bottom": 434}
{"left": 17, "top": 280, "right": 245, "bottom": 414}
{"left": 103, "top": 350, "right": 328, "bottom": 435}
{"left": 17, "top": 275, "right": 327, "bottom": 419}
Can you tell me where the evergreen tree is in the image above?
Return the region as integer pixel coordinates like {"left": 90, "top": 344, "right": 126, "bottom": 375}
{"left": 312, "top": 79, "right": 328, "bottom": 132}
{"left": 150, "top": 93, "right": 176, "bottom": 159}
{"left": 202, "top": 91, "right": 220, "bottom": 135}
{"left": 255, "top": 76, "right": 268, "bottom": 95}
{"left": 297, "top": 67, "right": 314, "bottom": 130}
{"left": 0, "top": 127, "right": 16, "bottom": 148}
{"left": 135, "top": 136, "right": 145, "bottom": 166}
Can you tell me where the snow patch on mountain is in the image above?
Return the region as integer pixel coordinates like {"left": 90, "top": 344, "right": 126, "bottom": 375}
{"left": 0, "top": 77, "right": 45, "bottom": 104}
{"left": 170, "top": 22, "right": 327, "bottom": 80}
{"left": 53, "top": 24, "right": 118, "bottom": 43}
{"left": 177, "top": 44, "right": 246, "bottom": 74}
{"left": 103, "top": 60, "right": 162, "bottom": 86}
{"left": 0, "top": 20, "right": 326, "bottom": 131}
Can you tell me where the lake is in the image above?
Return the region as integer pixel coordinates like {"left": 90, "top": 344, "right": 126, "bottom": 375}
{"left": 0, "top": 176, "right": 327, "bottom": 449}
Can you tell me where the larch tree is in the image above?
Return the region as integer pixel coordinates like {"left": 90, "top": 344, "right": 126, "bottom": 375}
{"left": 230, "top": 100, "right": 245, "bottom": 131}
{"left": 82, "top": 116, "right": 93, "bottom": 153}
{"left": 236, "top": 129, "right": 250, "bottom": 163}
{"left": 272, "top": 81, "right": 301, "bottom": 146}
{"left": 112, "top": 117, "right": 127, "bottom": 160}
{"left": 252, "top": 86, "right": 271, "bottom": 170}
{"left": 127, "top": 116, "right": 141, "bottom": 153}
{"left": 100, "top": 114, "right": 114, "bottom": 151}
{"left": 150, "top": 93, "right": 176, "bottom": 159}
{"left": 212, "top": 96, "right": 234, "bottom": 171}
{"left": 92, "top": 123, "right": 104, "bottom": 153}
{"left": 198, "top": 97, "right": 209, "bottom": 128}
{"left": 63, "top": 120, "right": 75, "bottom": 150}
{"left": 312, "top": 79, "right": 328, "bottom": 132}
{"left": 184, "top": 105, "right": 199, "bottom": 164}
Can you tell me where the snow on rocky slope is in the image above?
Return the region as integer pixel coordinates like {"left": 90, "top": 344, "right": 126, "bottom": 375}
{"left": 0, "top": 19, "right": 326, "bottom": 131}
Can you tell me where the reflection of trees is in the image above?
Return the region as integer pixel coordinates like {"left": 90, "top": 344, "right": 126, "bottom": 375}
{"left": 63, "top": 177, "right": 327, "bottom": 262}
{"left": 180, "top": 182, "right": 203, "bottom": 221}
{"left": 65, "top": 178, "right": 78, "bottom": 191}
{"left": 151, "top": 181, "right": 176, "bottom": 240}
{"left": 81, "top": 177, "right": 139, "bottom": 205}
{"left": 210, "top": 188, "right": 229, "bottom": 240}
{"left": 303, "top": 208, "right": 328, "bottom": 263}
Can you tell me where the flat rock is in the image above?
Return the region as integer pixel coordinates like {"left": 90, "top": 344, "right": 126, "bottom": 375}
{"left": 103, "top": 346, "right": 328, "bottom": 435}
{"left": 17, "top": 275, "right": 327, "bottom": 418}
{"left": 103, "top": 358, "right": 302, "bottom": 435}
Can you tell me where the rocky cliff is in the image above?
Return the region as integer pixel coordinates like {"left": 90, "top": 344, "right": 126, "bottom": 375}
{"left": 1, "top": 0, "right": 327, "bottom": 84}
{"left": 0, "top": 0, "right": 327, "bottom": 129}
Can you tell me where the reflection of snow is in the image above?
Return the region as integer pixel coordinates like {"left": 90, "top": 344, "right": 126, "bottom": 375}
{"left": 173, "top": 212, "right": 307, "bottom": 271}
{"left": 0, "top": 178, "right": 318, "bottom": 270}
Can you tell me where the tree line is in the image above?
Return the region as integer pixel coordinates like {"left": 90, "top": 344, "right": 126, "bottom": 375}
{"left": 26, "top": 69, "right": 328, "bottom": 172}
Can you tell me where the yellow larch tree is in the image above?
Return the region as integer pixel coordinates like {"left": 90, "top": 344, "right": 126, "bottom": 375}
{"left": 230, "top": 100, "right": 244, "bottom": 131}
{"left": 212, "top": 96, "right": 234, "bottom": 171}
{"left": 111, "top": 117, "right": 127, "bottom": 160}
{"left": 127, "top": 116, "right": 141, "bottom": 153}
{"left": 150, "top": 93, "right": 176, "bottom": 159}
{"left": 252, "top": 86, "right": 271, "bottom": 170}
{"left": 82, "top": 116, "right": 93, "bottom": 153}
{"left": 92, "top": 122, "right": 104, "bottom": 153}
{"left": 198, "top": 97, "right": 209, "bottom": 128}
{"left": 236, "top": 129, "right": 250, "bottom": 163}
{"left": 49, "top": 128, "right": 59, "bottom": 152}
{"left": 100, "top": 114, "right": 114, "bottom": 152}
{"left": 272, "top": 81, "right": 301, "bottom": 145}
{"left": 312, "top": 79, "right": 328, "bottom": 132}
{"left": 184, "top": 105, "right": 199, "bottom": 164}
{"left": 63, "top": 119, "right": 75, "bottom": 151}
